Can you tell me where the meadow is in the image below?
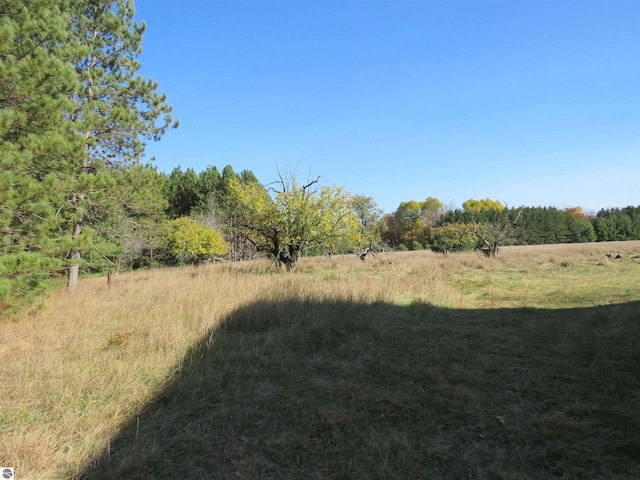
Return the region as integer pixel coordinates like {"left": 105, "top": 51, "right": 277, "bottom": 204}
{"left": 1, "top": 241, "right": 639, "bottom": 479}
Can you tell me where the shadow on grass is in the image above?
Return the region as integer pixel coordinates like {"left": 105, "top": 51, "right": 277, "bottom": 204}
{"left": 80, "top": 299, "right": 640, "bottom": 479}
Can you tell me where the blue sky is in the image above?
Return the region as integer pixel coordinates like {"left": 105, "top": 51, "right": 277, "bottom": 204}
{"left": 133, "top": 0, "right": 639, "bottom": 214}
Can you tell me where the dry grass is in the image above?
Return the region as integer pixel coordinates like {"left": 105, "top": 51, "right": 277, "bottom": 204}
{"left": 1, "top": 241, "right": 639, "bottom": 479}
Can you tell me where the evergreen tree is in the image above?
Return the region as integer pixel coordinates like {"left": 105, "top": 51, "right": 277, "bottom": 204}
{"left": 594, "top": 206, "right": 640, "bottom": 241}
{"left": 1, "top": 0, "right": 177, "bottom": 311}
{"left": 64, "top": 0, "right": 177, "bottom": 288}
{"left": 164, "top": 167, "right": 201, "bottom": 218}
{"left": 0, "top": 0, "right": 83, "bottom": 312}
{"left": 94, "top": 164, "right": 168, "bottom": 270}
{"left": 197, "top": 165, "right": 223, "bottom": 208}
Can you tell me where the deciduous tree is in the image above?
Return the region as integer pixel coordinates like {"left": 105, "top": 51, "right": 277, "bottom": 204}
{"left": 421, "top": 197, "right": 444, "bottom": 227}
{"left": 351, "top": 195, "right": 384, "bottom": 251}
{"left": 463, "top": 198, "right": 505, "bottom": 213}
{"left": 393, "top": 200, "right": 426, "bottom": 248}
{"left": 565, "top": 206, "right": 590, "bottom": 222}
{"left": 427, "top": 224, "right": 476, "bottom": 253}
{"left": 474, "top": 208, "right": 522, "bottom": 256}
{"left": 227, "top": 173, "right": 359, "bottom": 270}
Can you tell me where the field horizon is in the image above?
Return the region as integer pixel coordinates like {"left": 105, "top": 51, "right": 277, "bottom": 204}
{"left": 2, "top": 241, "right": 640, "bottom": 479}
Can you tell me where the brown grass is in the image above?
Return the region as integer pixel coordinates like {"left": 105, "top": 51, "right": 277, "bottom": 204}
{"left": 1, "top": 241, "right": 639, "bottom": 479}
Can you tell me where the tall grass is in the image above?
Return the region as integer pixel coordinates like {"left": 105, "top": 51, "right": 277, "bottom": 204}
{"left": 1, "top": 241, "right": 639, "bottom": 479}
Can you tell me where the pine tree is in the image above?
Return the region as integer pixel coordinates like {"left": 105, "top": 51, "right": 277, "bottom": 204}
{"left": 0, "top": 0, "right": 84, "bottom": 312}
{"left": 64, "top": 0, "right": 177, "bottom": 288}
{"left": 1, "top": 0, "right": 177, "bottom": 312}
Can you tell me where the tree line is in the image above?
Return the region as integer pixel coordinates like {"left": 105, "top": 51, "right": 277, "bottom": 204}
{"left": 382, "top": 199, "right": 640, "bottom": 253}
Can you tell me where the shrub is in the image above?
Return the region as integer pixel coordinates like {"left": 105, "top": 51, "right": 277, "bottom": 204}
{"left": 163, "top": 217, "right": 228, "bottom": 265}
{"left": 428, "top": 224, "right": 476, "bottom": 252}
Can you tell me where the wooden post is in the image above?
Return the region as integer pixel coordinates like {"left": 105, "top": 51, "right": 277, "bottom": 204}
{"left": 107, "top": 271, "right": 112, "bottom": 290}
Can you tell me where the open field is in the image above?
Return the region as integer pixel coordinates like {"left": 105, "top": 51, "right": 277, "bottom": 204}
{"left": 1, "top": 241, "right": 640, "bottom": 479}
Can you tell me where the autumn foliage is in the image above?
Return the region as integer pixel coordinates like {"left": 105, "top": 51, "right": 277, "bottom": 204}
{"left": 164, "top": 217, "right": 228, "bottom": 264}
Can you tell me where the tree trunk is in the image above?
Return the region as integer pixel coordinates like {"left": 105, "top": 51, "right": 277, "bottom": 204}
{"left": 67, "top": 218, "right": 83, "bottom": 289}
{"left": 282, "top": 245, "right": 299, "bottom": 272}
{"left": 67, "top": 261, "right": 80, "bottom": 289}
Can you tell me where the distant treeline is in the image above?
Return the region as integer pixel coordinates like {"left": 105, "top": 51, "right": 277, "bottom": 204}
{"left": 445, "top": 206, "right": 640, "bottom": 245}
{"left": 593, "top": 206, "right": 640, "bottom": 242}
{"left": 441, "top": 207, "right": 597, "bottom": 245}
{"left": 382, "top": 200, "right": 640, "bottom": 252}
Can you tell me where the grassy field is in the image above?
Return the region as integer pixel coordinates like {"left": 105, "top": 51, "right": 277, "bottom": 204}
{"left": 1, "top": 241, "right": 639, "bottom": 479}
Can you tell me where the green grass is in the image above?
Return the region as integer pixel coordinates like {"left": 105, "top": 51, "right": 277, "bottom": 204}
{"left": 453, "top": 253, "right": 640, "bottom": 308}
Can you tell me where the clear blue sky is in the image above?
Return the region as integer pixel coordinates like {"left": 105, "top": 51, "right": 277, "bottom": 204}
{"left": 134, "top": 0, "right": 639, "bottom": 214}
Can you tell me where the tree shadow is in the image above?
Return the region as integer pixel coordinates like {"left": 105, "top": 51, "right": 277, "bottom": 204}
{"left": 79, "top": 299, "right": 640, "bottom": 479}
